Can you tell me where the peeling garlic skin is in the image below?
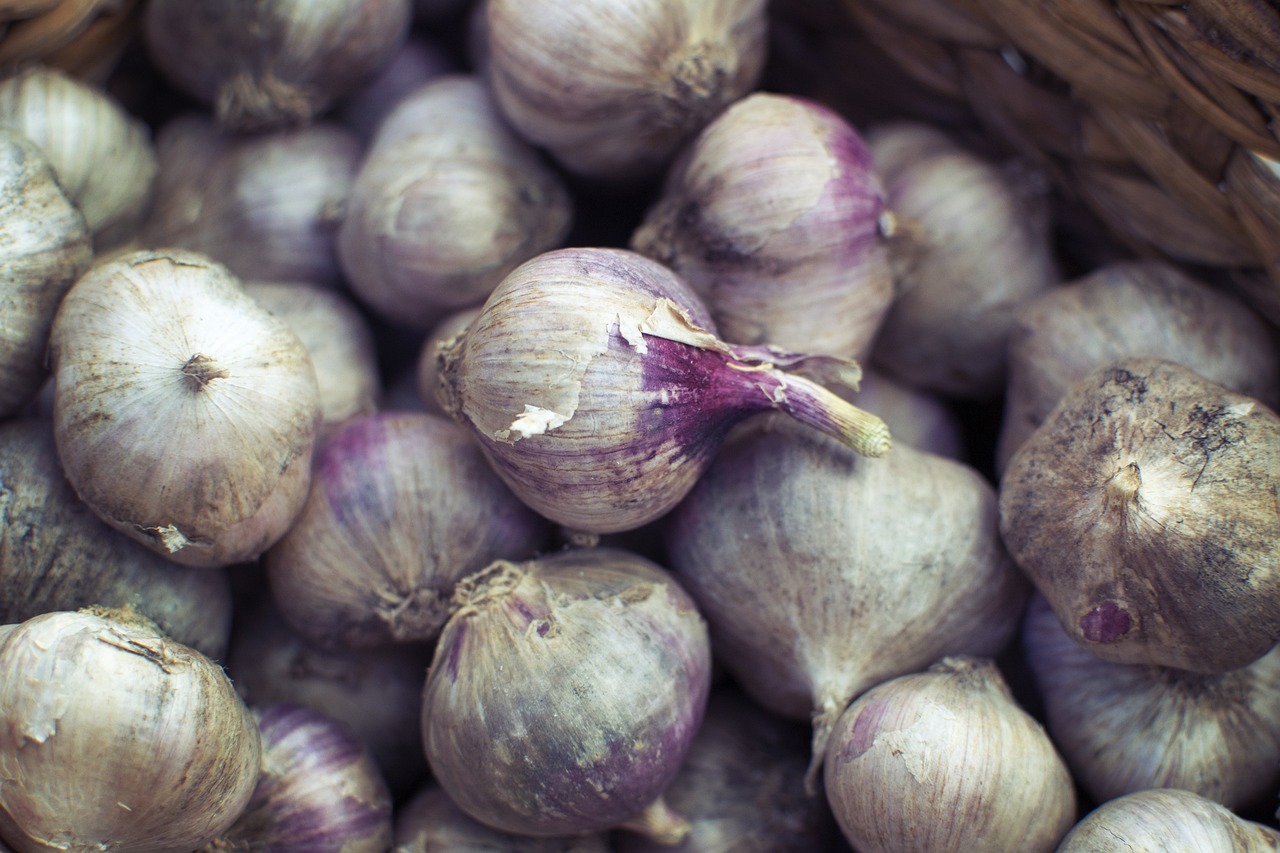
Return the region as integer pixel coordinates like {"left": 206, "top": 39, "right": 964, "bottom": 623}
{"left": 999, "top": 357, "right": 1280, "bottom": 673}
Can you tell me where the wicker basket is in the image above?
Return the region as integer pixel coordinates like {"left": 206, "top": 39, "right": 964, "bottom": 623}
{"left": 0, "top": 0, "right": 142, "bottom": 84}
{"left": 772, "top": 0, "right": 1280, "bottom": 326}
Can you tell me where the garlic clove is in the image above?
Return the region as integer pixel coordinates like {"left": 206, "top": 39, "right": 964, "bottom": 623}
{"left": 1056, "top": 788, "right": 1280, "bottom": 851}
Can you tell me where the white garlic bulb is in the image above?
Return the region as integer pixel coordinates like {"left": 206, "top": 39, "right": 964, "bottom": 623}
{"left": 0, "top": 609, "right": 262, "bottom": 852}
{"left": 0, "top": 65, "right": 158, "bottom": 248}
{"left": 49, "top": 249, "right": 321, "bottom": 568}
{"left": 0, "top": 128, "right": 92, "bottom": 418}
{"left": 1057, "top": 788, "right": 1280, "bottom": 852}
{"left": 484, "top": 0, "right": 769, "bottom": 180}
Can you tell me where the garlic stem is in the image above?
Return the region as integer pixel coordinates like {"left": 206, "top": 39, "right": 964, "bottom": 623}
{"left": 752, "top": 366, "right": 892, "bottom": 458}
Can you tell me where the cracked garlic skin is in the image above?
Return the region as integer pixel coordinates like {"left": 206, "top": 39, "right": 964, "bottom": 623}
{"left": 1057, "top": 789, "right": 1280, "bottom": 852}
{"left": 438, "top": 247, "right": 890, "bottom": 535}
{"left": 0, "top": 609, "right": 262, "bottom": 853}
{"left": 999, "top": 358, "right": 1280, "bottom": 673}
{"left": 48, "top": 249, "right": 321, "bottom": 569}
{"left": 823, "top": 657, "right": 1076, "bottom": 853}
{"left": 484, "top": 0, "right": 769, "bottom": 181}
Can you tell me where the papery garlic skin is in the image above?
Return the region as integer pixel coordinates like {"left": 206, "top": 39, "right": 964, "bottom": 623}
{"left": 0, "top": 610, "right": 262, "bottom": 853}
{"left": 338, "top": 75, "right": 573, "bottom": 330}
{"left": 394, "top": 785, "right": 613, "bottom": 852}
{"left": 632, "top": 91, "right": 893, "bottom": 360}
{"left": 143, "top": 0, "right": 413, "bottom": 130}
{"left": 999, "top": 358, "right": 1280, "bottom": 673}
{"left": 485, "top": 0, "right": 769, "bottom": 180}
{"left": 1057, "top": 788, "right": 1280, "bottom": 852}
{"left": 823, "top": 657, "right": 1076, "bottom": 853}
{"left": 1023, "top": 594, "right": 1280, "bottom": 812}
{"left": 49, "top": 249, "right": 321, "bottom": 568}
{"left": 0, "top": 66, "right": 158, "bottom": 248}
{"left": 0, "top": 129, "right": 92, "bottom": 418}
{"left": 422, "top": 548, "right": 712, "bottom": 840}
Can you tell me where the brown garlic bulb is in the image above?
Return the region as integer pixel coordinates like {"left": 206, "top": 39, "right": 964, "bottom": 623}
{"left": 867, "top": 121, "right": 1059, "bottom": 400}
{"left": 1023, "top": 593, "right": 1280, "bottom": 812}
{"left": 823, "top": 657, "right": 1077, "bottom": 853}
{"left": 484, "top": 0, "right": 769, "bottom": 180}
{"left": 138, "top": 114, "right": 362, "bottom": 287}
{"left": 0, "top": 418, "right": 234, "bottom": 660}
{"left": 0, "top": 128, "right": 92, "bottom": 418}
{"left": 0, "top": 65, "right": 158, "bottom": 248}
{"left": 338, "top": 74, "right": 573, "bottom": 330}
{"left": 1057, "top": 789, "right": 1280, "bottom": 852}
{"left": 0, "top": 609, "right": 262, "bottom": 852}
{"left": 995, "top": 259, "right": 1280, "bottom": 474}
{"left": 49, "top": 248, "right": 321, "bottom": 568}
{"left": 999, "top": 358, "right": 1280, "bottom": 673}
{"left": 631, "top": 91, "right": 894, "bottom": 360}
{"left": 142, "top": 0, "right": 413, "bottom": 130}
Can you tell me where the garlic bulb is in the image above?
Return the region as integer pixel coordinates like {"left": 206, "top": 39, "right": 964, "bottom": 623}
{"left": 0, "top": 65, "right": 158, "bottom": 248}
{"left": 1057, "top": 788, "right": 1280, "bottom": 852}
{"left": 265, "top": 411, "right": 552, "bottom": 648}
{"left": 49, "top": 248, "right": 321, "bottom": 568}
{"left": 484, "top": 0, "right": 769, "bottom": 180}
{"left": 338, "top": 74, "right": 574, "bottom": 330}
{"left": 663, "top": 415, "right": 1029, "bottom": 786}
{"left": 143, "top": 0, "right": 413, "bottom": 130}
{"left": 867, "top": 121, "right": 1059, "bottom": 399}
{"left": 995, "top": 259, "right": 1280, "bottom": 474}
{"left": 632, "top": 91, "right": 893, "bottom": 360}
{"left": 138, "top": 114, "right": 362, "bottom": 286}
{"left": 394, "top": 785, "right": 613, "bottom": 852}
{"left": 0, "top": 418, "right": 234, "bottom": 660}
{"left": 999, "top": 358, "right": 1280, "bottom": 672}
{"left": 824, "top": 657, "right": 1077, "bottom": 853}
{"left": 0, "top": 609, "right": 262, "bottom": 852}
{"left": 1023, "top": 593, "right": 1280, "bottom": 812}
{"left": 438, "top": 246, "right": 891, "bottom": 534}
{"left": 245, "top": 280, "right": 381, "bottom": 445}
{"left": 0, "top": 128, "right": 92, "bottom": 418}
{"left": 421, "top": 547, "right": 712, "bottom": 841}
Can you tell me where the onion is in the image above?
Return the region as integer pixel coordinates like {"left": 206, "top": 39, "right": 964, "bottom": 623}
{"left": 266, "top": 410, "right": 553, "bottom": 648}
{"left": 210, "top": 704, "right": 393, "bottom": 851}
{"left": 437, "top": 246, "right": 891, "bottom": 534}
{"left": 0, "top": 418, "right": 233, "bottom": 660}
{"left": 394, "top": 785, "right": 612, "bottom": 852}
{"left": 663, "top": 414, "right": 1029, "bottom": 787}
{"left": 421, "top": 546, "right": 712, "bottom": 842}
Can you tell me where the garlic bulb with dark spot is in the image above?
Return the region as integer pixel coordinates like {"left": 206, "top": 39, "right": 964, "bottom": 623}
{"left": 999, "top": 358, "right": 1280, "bottom": 672}
{"left": 0, "top": 609, "right": 262, "bottom": 852}
{"left": 484, "top": 0, "right": 769, "bottom": 180}
{"left": 0, "top": 128, "right": 91, "bottom": 418}
{"left": 143, "top": 0, "right": 413, "bottom": 130}
{"left": 1057, "top": 789, "right": 1280, "bottom": 852}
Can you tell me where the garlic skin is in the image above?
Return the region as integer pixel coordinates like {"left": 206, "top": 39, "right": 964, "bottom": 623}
{"left": 999, "top": 358, "right": 1280, "bottom": 673}
{"left": 663, "top": 415, "right": 1029, "bottom": 786}
{"left": 394, "top": 785, "right": 613, "bottom": 852}
{"left": 338, "top": 75, "right": 573, "bottom": 330}
{"left": 824, "top": 657, "right": 1076, "bottom": 853}
{"left": 143, "top": 0, "right": 413, "bottom": 130}
{"left": 0, "top": 65, "right": 158, "bottom": 248}
{"left": 265, "top": 411, "right": 552, "bottom": 649}
{"left": 866, "top": 121, "right": 1059, "bottom": 400}
{"left": 0, "top": 418, "right": 234, "bottom": 660}
{"left": 1057, "top": 789, "right": 1280, "bottom": 852}
{"left": 139, "top": 115, "right": 362, "bottom": 287}
{"left": 0, "top": 609, "right": 262, "bottom": 852}
{"left": 995, "top": 259, "right": 1280, "bottom": 474}
{"left": 484, "top": 0, "right": 769, "bottom": 180}
{"left": 416, "top": 305, "right": 482, "bottom": 416}
{"left": 1023, "top": 593, "right": 1280, "bottom": 812}
{"left": 421, "top": 547, "right": 712, "bottom": 841}
{"left": 632, "top": 91, "right": 893, "bottom": 360}
{"left": 49, "top": 249, "right": 321, "bottom": 568}
{"left": 245, "top": 280, "right": 381, "bottom": 445}
{"left": 0, "top": 128, "right": 92, "bottom": 418}
{"left": 438, "top": 246, "right": 890, "bottom": 534}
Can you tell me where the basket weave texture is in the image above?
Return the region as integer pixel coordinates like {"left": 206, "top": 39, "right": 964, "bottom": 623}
{"left": 0, "top": 0, "right": 141, "bottom": 84}
{"left": 785, "top": 0, "right": 1280, "bottom": 324}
